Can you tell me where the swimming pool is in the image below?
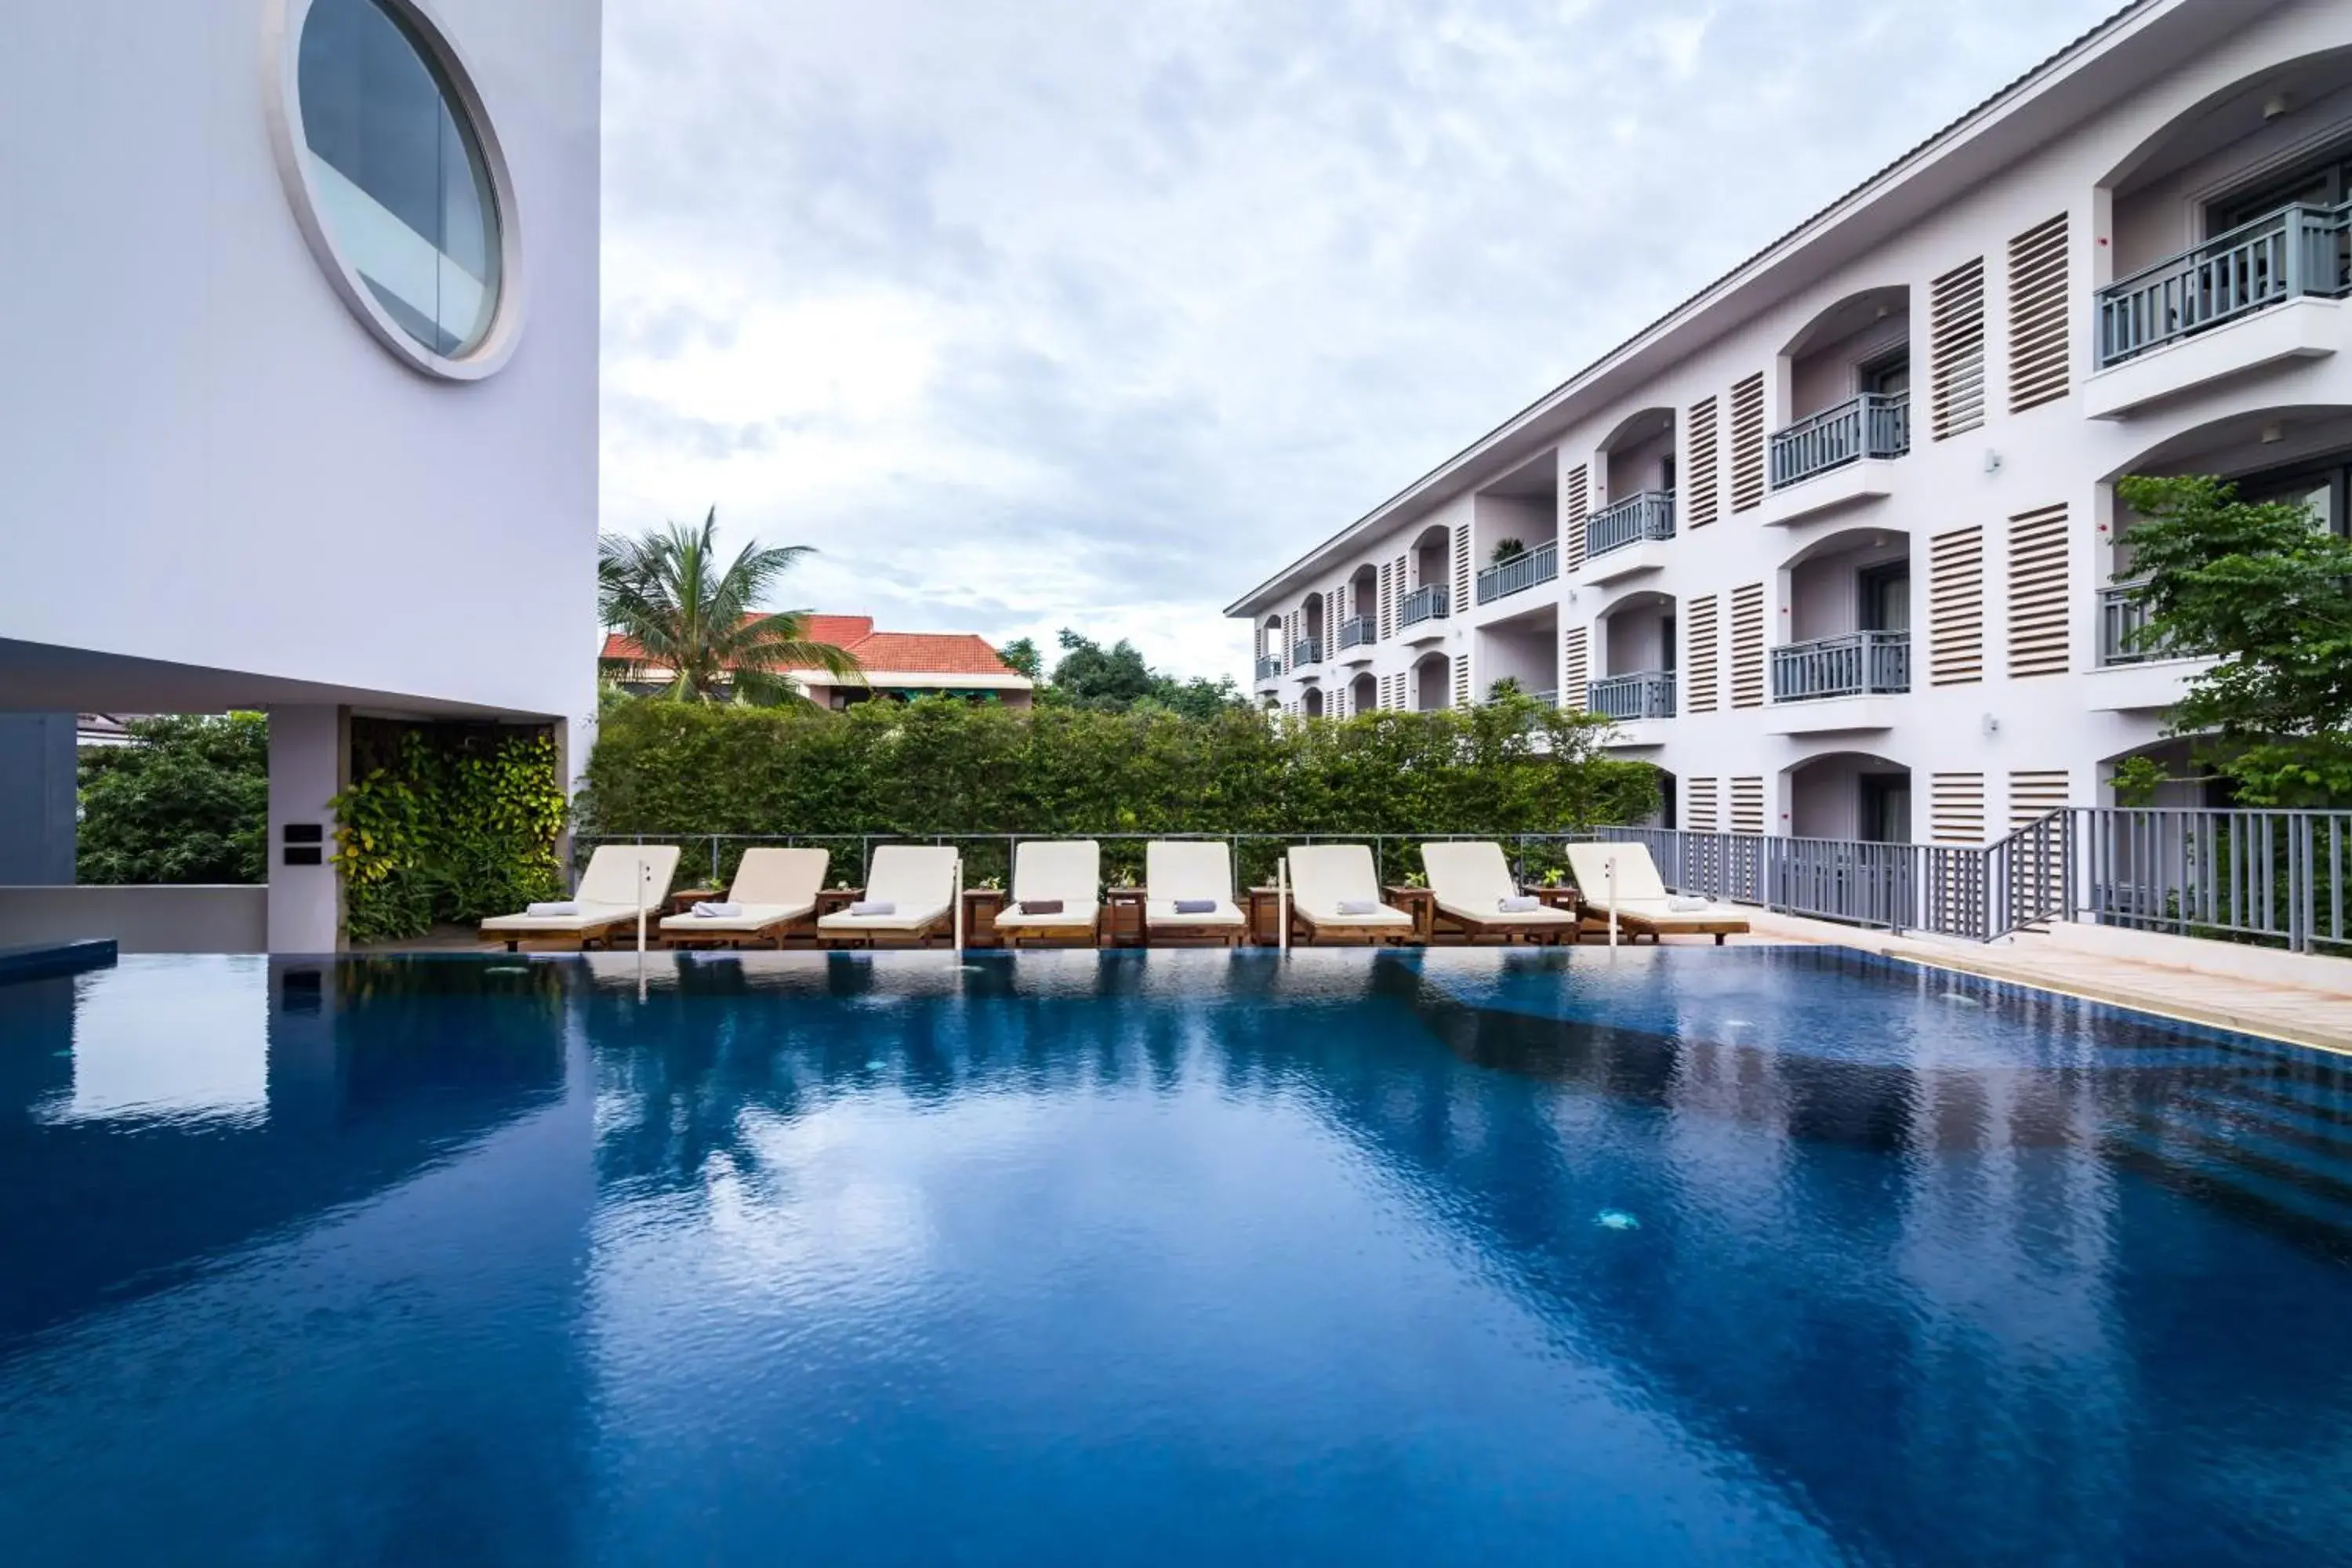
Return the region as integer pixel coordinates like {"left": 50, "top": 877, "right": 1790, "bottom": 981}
{"left": 2, "top": 947, "right": 2350, "bottom": 1564}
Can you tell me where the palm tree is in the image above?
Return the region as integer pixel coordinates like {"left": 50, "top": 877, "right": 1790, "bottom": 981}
{"left": 598, "top": 509, "right": 862, "bottom": 705}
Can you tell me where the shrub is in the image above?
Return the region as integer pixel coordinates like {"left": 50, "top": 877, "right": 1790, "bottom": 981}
{"left": 579, "top": 693, "right": 1658, "bottom": 884}
{"left": 77, "top": 713, "right": 269, "bottom": 885}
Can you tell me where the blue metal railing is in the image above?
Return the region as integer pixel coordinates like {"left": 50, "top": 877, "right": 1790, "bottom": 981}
{"left": 1769, "top": 630, "right": 1909, "bottom": 702}
{"left": 1769, "top": 392, "right": 1910, "bottom": 489}
{"left": 1399, "top": 584, "right": 1449, "bottom": 628}
{"left": 1337, "top": 616, "right": 1377, "bottom": 651}
{"left": 1475, "top": 539, "right": 1560, "bottom": 604}
{"left": 1292, "top": 637, "right": 1323, "bottom": 667}
{"left": 1587, "top": 491, "right": 1676, "bottom": 559}
{"left": 1586, "top": 671, "right": 1675, "bottom": 720}
{"left": 1254, "top": 655, "right": 1282, "bottom": 682}
{"left": 2097, "top": 200, "right": 2352, "bottom": 367}
{"left": 2097, "top": 579, "right": 2181, "bottom": 666}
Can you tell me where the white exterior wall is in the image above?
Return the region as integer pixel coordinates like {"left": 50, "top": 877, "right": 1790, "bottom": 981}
{"left": 1235, "top": 0, "right": 2352, "bottom": 840}
{"left": 0, "top": 0, "right": 601, "bottom": 733}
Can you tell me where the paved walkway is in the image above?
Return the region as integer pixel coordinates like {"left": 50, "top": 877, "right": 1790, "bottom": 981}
{"left": 1743, "top": 912, "right": 2352, "bottom": 1056}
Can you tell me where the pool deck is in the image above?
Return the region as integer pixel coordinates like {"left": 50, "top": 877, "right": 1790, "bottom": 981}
{"left": 1745, "top": 912, "right": 2352, "bottom": 1056}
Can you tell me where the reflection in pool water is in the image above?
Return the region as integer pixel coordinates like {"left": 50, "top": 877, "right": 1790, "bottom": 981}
{"left": 2, "top": 948, "right": 2350, "bottom": 1565}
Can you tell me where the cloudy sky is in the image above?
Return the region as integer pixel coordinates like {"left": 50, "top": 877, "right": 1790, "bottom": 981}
{"left": 601, "top": 0, "right": 2124, "bottom": 681}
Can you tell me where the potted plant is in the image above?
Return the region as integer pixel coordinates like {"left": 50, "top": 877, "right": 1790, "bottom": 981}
{"left": 1490, "top": 537, "right": 1526, "bottom": 565}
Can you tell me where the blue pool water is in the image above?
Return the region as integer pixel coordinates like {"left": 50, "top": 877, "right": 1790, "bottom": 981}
{"left": 4, "top": 947, "right": 2352, "bottom": 1564}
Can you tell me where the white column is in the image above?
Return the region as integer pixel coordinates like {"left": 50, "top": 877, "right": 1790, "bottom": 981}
{"left": 267, "top": 705, "right": 348, "bottom": 954}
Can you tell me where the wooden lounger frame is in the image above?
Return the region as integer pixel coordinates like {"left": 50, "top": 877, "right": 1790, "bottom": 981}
{"left": 661, "top": 910, "right": 822, "bottom": 951}
{"left": 1429, "top": 907, "right": 1580, "bottom": 946}
{"left": 1144, "top": 917, "right": 1246, "bottom": 949}
{"left": 1581, "top": 911, "right": 1746, "bottom": 946}
{"left": 997, "top": 909, "right": 1103, "bottom": 949}
{"left": 1289, "top": 909, "right": 1414, "bottom": 947}
{"left": 490, "top": 916, "right": 643, "bottom": 954}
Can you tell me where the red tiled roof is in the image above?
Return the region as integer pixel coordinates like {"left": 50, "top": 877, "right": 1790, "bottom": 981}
{"left": 601, "top": 615, "right": 1022, "bottom": 680}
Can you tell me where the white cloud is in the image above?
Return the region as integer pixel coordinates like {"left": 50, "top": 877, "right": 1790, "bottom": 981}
{"left": 602, "top": 0, "right": 2126, "bottom": 678}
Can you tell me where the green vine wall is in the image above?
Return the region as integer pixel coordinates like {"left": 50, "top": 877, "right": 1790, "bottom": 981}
{"left": 333, "top": 720, "right": 567, "bottom": 943}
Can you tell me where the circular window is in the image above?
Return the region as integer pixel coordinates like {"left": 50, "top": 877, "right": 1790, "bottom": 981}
{"left": 266, "top": 0, "right": 519, "bottom": 377}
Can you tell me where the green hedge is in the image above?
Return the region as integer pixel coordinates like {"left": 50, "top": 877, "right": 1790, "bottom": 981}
{"left": 579, "top": 695, "right": 1658, "bottom": 885}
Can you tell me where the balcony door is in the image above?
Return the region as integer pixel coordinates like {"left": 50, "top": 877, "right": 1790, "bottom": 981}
{"left": 1859, "top": 774, "right": 1911, "bottom": 845}
{"left": 1858, "top": 350, "right": 1910, "bottom": 399}
{"left": 2209, "top": 147, "right": 2352, "bottom": 234}
{"left": 1859, "top": 564, "right": 1910, "bottom": 634}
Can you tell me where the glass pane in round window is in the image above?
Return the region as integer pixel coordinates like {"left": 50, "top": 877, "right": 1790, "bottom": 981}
{"left": 297, "top": 0, "right": 501, "bottom": 358}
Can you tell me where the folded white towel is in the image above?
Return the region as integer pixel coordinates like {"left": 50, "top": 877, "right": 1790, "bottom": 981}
{"left": 1668, "top": 897, "right": 1711, "bottom": 913}
{"left": 526, "top": 902, "right": 581, "bottom": 917}
{"left": 691, "top": 902, "right": 742, "bottom": 919}
{"left": 1174, "top": 898, "right": 1219, "bottom": 915}
{"left": 849, "top": 899, "right": 896, "bottom": 916}
{"left": 1497, "top": 895, "right": 1541, "bottom": 913}
{"left": 1336, "top": 898, "right": 1381, "bottom": 916}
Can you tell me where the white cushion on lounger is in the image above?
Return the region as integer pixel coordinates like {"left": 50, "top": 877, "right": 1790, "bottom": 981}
{"left": 817, "top": 845, "right": 959, "bottom": 934}
{"left": 1563, "top": 844, "right": 1744, "bottom": 929}
{"left": 482, "top": 844, "right": 681, "bottom": 933}
{"left": 992, "top": 840, "right": 1102, "bottom": 931}
{"left": 1144, "top": 842, "right": 1245, "bottom": 927}
{"left": 1286, "top": 845, "right": 1414, "bottom": 928}
{"left": 1420, "top": 841, "right": 1577, "bottom": 928}
{"left": 659, "top": 847, "right": 828, "bottom": 934}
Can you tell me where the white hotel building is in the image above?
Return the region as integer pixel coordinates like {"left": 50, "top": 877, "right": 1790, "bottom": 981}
{"left": 0, "top": 0, "right": 601, "bottom": 951}
{"left": 1229, "top": 0, "right": 2352, "bottom": 848}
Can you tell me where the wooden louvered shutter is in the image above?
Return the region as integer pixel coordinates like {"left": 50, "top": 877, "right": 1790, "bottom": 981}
{"left": 1685, "top": 397, "right": 1719, "bottom": 528}
{"left": 1393, "top": 554, "right": 1406, "bottom": 620}
{"left": 2008, "top": 214, "right": 2071, "bottom": 414}
{"left": 1684, "top": 593, "right": 1719, "bottom": 713}
{"left": 2008, "top": 769, "right": 2070, "bottom": 829}
{"left": 1729, "top": 375, "right": 1766, "bottom": 513}
{"left": 1563, "top": 464, "right": 1590, "bottom": 569}
{"left": 1377, "top": 561, "right": 1393, "bottom": 639}
{"left": 1453, "top": 652, "right": 1471, "bottom": 710}
{"left": 1730, "top": 778, "right": 1765, "bottom": 836}
{"left": 1453, "top": 526, "right": 1471, "bottom": 615}
{"left": 1561, "top": 627, "right": 1589, "bottom": 713}
{"left": 1929, "top": 527, "right": 1985, "bottom": 686}
{"left": 2006, "top": 503, "right": 2070, "bottom": 678}
{"left": 1284, "top": 610, "right": 1298, "bottom": 670}
{"left": 1686, "top": 779, "right": 1719, "bottom": 833}
{"left": 1929, "top": 257, "right": 1986, "bottom": 440}
{"left": 1932, "top": 773, "right": 1986, "bottom": 844}
{"left": 1730, "top": 583, "right": 1764, "bottom": 709}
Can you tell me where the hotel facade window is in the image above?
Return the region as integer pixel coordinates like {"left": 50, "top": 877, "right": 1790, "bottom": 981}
{"left": 278, "top": 0, "right": 515, "bottom": 373}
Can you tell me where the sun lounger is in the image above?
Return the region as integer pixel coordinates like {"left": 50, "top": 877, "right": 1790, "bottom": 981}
{"left": 816, "top": 845, "right": 961, "bottom": 947}
{"left": 1563, "top": 842, "right": 1749, "bottom": 945}
{"left": 1418, "top": 841, "right": 1580, "bottom": 945}
{"left": 1142, "top": 840, "right": 1247, "bottom": 946}
{"left": 1284, "top": 844, "right": 1416, "bottom": 945}
{"left": 991, "top": 840, "right": 1104, "bottom": 948}
{"left": 481, "top": 844, "right": 681, "bottom": 951}
{"left": 659, "top": 846, "right": 829, "bottom": 949}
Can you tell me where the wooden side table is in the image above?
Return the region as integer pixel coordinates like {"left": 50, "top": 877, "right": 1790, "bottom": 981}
{"left": 1245, "top": 886, "right": 1284, "bottom": 946}
{"left": 961, "top": 887, "right": 1007, "bottom": 948}
{"left": 668, "top": 887, "right": 720, "bottom": 915}
{"left": 1382, "top": 885, "right": 1435, "bottom": 943}
{"left": 1105, "top": 886, "right": 1148, "bottom": 948}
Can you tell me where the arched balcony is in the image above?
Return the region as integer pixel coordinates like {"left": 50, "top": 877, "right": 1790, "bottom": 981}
{"left": 1399, "top": 524, "right": 1454, "bottom": 635}
{"left": 1338, "top": 564, "right": 1380, "bottom": 658}
{"left": 1769, "top": 528, "right": 1911, "bottom": 712}
{"left": 1348, "top": 671, "right": 1378, "bottom": 717}
{"left": 1413, "top": 652, "right": 1452, "bottom": 712}
{"left": 1587, "top": 408, "right": 1679, "bottom": 572}
{"left": 1771, "top": 286, "right": 1911, "bottom": 492}
{"left": 1295, "top": 592, "right": 1325, "bottom": 668}
{"left": 1586, "top": 591, "right": 1676, "bottom": 721}
{"left": 1786, "top": 751, "right": 1911, "bottom": 844}
{"left": 1255, "top": 616, "right": 1284, "bottom": 684}
{"left": 2099, "top": 47, "right": 2352, "bottom": 375}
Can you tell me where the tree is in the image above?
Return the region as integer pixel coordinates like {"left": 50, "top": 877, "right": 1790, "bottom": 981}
{"left": 78, "top": 713, "right": 270, "bottom": 884}
{"left": 1037, "top": 629, "right": 1248, "bottom": 716}
{"left": 2114, "top": 473, "right": 2352, "bottom": 806}
{"left": 998, "top": 637, "right": 1044, "bottom": 682}
{"left": 598, "top": 508, "right": 862, "bottom": 705}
